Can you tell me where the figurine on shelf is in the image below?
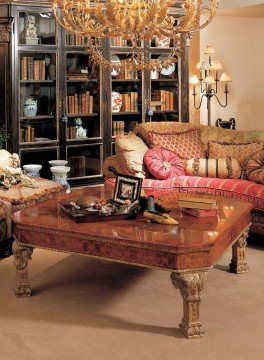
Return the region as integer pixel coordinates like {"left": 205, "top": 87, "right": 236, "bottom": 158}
{"left": 75, "top": 118, "right": 87, "bottom": 139}
{"left": 24, "top": 14, "right": 38, "bottom": 45}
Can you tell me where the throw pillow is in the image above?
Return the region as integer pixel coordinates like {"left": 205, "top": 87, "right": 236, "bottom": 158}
{"left": 246, "top": 150, "right": 264, "bottom": 184}
{"left": 208, "top": 141, "right": 263, "bottom": 171}
{"left": 186, "top": 158, "right": 242, "bottom": 179}
{"left": 144, "top": 147, "right": 186, "bottom": 180}
{"left": 115, "top": 132, "right": 148, "bottom": 178}
{"left": 148, "top": 128, "right": 204, "bottom": 160}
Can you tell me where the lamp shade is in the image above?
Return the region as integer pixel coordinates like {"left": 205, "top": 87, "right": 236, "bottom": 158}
{"left": 220, "top": 72, "right": 231, "bottom": 82}
{"left": 204, "top": 46, "right": 216, "bottom": 55}
{"left": 196, "top": 61, "right": 209, "bottom": 71}
{"left": 204, "top": 75, "right": 215, "bottom": 84}
{"left": 210, "top": 60, "right": 223, "bottom": 71}
{"left": 189, "top": 75, "right": 199, "bottom": 84}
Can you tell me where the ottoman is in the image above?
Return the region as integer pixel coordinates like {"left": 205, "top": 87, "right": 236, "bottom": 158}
{"left": 0, "top": 178, "right": 65, "bottom": 256}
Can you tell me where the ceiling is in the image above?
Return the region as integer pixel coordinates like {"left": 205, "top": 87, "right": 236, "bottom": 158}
{"left": 218, "top": 3, "right": 264, "bottom": 18}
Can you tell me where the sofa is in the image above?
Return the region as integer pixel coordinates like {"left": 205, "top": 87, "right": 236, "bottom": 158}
{"left": 102, "top": 122, "right": 264, "bottom": 235}
{"left": 0, "top": 149, "right": 66, "bottom": 256}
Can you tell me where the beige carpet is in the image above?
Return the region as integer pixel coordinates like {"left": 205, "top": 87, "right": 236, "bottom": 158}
{"left": 0, "top": 240, "right": 263, "bottom": 360}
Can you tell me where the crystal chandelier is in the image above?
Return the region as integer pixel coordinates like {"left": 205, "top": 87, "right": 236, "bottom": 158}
{"left": 53, "top": 0, "right": 219, "bottom": 71}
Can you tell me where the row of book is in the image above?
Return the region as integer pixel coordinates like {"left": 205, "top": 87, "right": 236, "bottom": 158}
{"left": 119, "top": 92, "right": 139, "bottom": 112}
{"left": 21, "top": 57, "right": 46, "bottom": 81}
{"left": 66, "top": 33, "right": 88, "bottom": 46}
{"left": 151, "top": 90, "right": 177, "bottom": 111}
{"left": 112, "top": 121, "right": 125, "bottom": 137}
{"left": 110, "top": 37, "right": 127, "bottom": 46}
{"left": 68, "top": 156, "right": 86, "bottom": 178}
{"left": 67, "top": 92, "right": 94, "bottom": 115}
{"left": 113, "top": 60, "right": 138, "bottom": 80}
{"left": 110, "top": 37, "right": 142, "bottom": 47}
{"left": 20, "top": 126, "right": 35, "bottom": 142}
{"left": 67, "top": 68, "right": 89, "bottom": 81}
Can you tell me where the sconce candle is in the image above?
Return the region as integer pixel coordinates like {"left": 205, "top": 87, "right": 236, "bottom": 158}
{"left": 189, "top": 75, "right": 199, "bottom": 95}
{"left": 220, "top": 72, "right": 231, "bottom": 92}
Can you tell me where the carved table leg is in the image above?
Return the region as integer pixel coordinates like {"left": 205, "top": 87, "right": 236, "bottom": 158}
{"left": 12, "top": 241, "right": 34, "bottom": 298}
{"left": 229, "top": 226, "right": 250, "bottom": 274}
{"left": 171, "top": 270, "right": 209, "bottom": 339}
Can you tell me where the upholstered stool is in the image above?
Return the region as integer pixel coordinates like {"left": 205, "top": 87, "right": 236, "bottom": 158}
{"left": 0, "top": 178, "right": 65, "bottom": 256}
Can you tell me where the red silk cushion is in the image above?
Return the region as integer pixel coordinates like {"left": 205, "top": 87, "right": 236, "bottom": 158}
{"left": 144, "top": 147, "right": 185, "bottom": 180}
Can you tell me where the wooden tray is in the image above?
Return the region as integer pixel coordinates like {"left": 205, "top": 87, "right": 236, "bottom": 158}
{"left": 58, "top": 202, "right": 139, "bottom": 223}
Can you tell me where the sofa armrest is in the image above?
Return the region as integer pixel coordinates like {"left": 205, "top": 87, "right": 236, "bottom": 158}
{"left": 102, "top": 155, "right": 124, "bottom": 179}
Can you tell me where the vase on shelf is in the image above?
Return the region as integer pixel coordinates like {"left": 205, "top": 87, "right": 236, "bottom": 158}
{"left": 154, "top": 35, "right": 171, "bottom": 48}
{"left": 23, "top": 97, "right": 37, "bottom": 117}
{"left": 50, "top": 166, "right": 71, "bottom": 193}
{"left": 111, "top": 92, "right": 122, "bottom": 112}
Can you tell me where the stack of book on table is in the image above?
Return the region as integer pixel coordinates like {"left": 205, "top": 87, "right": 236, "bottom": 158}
{"left": 178, "top": 197, "right": 217, "bottom": 217}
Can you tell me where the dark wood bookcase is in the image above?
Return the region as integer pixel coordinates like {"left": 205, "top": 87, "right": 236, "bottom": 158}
{"left": 0, "top": 0, "right": 189, "bottom": 186}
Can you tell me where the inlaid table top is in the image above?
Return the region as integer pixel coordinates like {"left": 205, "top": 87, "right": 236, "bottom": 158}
{"left": 11, "top": 186, "right": 252, "bottom": 339}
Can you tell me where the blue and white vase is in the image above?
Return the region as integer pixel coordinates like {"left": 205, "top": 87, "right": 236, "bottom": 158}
{"left": 24, "top": 97, "right": 37, "bottom": 117}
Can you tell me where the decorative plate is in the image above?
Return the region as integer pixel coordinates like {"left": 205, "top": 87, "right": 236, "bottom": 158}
{"left": 111, "top": 54, "right": 121, "bottom": 76}
{"left": 158, "top": 55, "right": 176, "bottom": 76}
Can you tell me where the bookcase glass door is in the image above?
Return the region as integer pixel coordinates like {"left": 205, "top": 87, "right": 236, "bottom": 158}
{"left": 19, "top": 51, "right": 58, "bottom": 144}
{"left": 67, "top": 144, "right": 102, "bottom": 179}
{"left": 65, "top": 52, "right": 101, "bottom": 141}
{"left": 18, "top": 11, "right": 56, "bottom": 46}
{"left": 149, "top": 51, "right": 179, "bottom": 122}
{"left": 110, "top": 51, "right": 143, "bottom": 138}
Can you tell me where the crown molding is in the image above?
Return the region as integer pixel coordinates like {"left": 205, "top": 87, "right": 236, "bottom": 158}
{"left": 0, "top": 0, "right": 52, "bottom": 6}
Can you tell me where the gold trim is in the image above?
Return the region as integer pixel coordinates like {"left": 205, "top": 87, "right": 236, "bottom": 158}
{"left": 15, "top": 224, "right": 213, "bottom": 254}
{"left": 14, "top": 236, "right": 211, "bottom": 273}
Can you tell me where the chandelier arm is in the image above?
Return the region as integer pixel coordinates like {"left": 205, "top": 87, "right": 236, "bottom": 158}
{"left": 193, "top": 93, "right": 205, "bottom": 110}
{"left": 212, "top": 93, "right": 228, "bottom": 108}
{"left": 53, "top": 2, "right": 108, "bottom": 37}
{"left": 53, "top": 4, "right": 88, "bottom": 36}
{"left": 171, "top": 0, "right": 219, "bottom": 34}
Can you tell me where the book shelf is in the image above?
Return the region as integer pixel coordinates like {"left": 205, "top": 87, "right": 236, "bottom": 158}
{"left": 0, "top": 1, "right": 190, "bottom": 186}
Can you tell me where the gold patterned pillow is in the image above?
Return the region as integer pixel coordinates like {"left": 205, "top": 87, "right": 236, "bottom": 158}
{"left": 246, "top": 150, "right": 264, "bottom": 184}
{"left": 148, "top": 129, "right": 204, "bottom": 159}
{"left": 186, "top": 158, "right": 242, "bottom": 179}
{"left": 115, "top": 132, "right": 148, "bottom": 178}
{"left": 208, "top": 141, "right": 263, "bottom": 171}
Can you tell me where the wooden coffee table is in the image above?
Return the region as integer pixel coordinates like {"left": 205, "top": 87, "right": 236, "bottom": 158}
{"left": 11, "top": 187, "right": 252, "bottom": 339}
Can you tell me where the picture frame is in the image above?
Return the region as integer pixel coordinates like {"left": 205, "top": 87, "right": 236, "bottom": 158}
{"left": 113, "top": 174, "right": 143, "bottom": 205}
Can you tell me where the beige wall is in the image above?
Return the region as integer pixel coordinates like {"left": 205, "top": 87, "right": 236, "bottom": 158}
{"left": 199, "top": 15, "right": 264, "bottom": 130}
{"left": 220, "top": 0, "right": 264, "bottom": 10}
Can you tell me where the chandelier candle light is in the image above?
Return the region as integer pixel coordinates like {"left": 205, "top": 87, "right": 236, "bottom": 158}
{"left": 53, "top": 0, "right": 219, "bottom": 71}
{"left": 190, "top": 45, "right": 231, "bottom": 126}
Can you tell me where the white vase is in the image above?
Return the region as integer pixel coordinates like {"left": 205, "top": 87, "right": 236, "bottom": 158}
{"left": 50, "top": 166, "right": 71, "bottom": 193}
{"left": 23, "top": 164, "right": 42, "bottom": 177}
{"left": 111, "top": 92, "right": 122, "bottom": 112}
